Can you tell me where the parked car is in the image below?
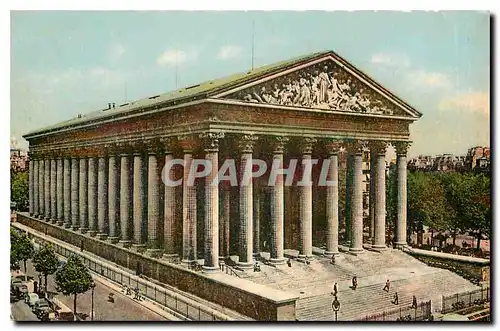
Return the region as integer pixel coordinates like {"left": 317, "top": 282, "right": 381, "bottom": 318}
{"left": 33, "top": 299, "right": 51, "bottom": 318}
{"left": 25, "top": 293, "right": 39, "bottom": 307}
{"left": 10, "top": 278, "right": 23, "bottom": 294}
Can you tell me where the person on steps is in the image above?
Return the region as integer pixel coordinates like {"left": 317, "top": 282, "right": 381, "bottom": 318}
{"left": 352, "top": 276, "right": 358, "bottom": 290}
{"left": 392, "top": 292, "right": 399, "bottom": 305}
{"left": 383, "top": 279, "right": 390, "bottom": 292}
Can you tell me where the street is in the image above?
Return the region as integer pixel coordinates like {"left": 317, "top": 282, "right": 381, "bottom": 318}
{"left": 11, "top": 260, "right": 167, "bottom": 321}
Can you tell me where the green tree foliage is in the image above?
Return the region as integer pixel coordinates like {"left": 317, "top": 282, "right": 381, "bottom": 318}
{"left": 33, "top": 243, "right": 59, "bottom": 293}
{"left": 10, "top": 229, "right": 21, "bottom": 270}
{"left": 11, "top": 171, "right": 29, "bottom": 211}
{"left": 12, "top": 233, "right": 34, "bottom": 280}
{"left": 55, "top": 255, "right": 92, "bottom": 319}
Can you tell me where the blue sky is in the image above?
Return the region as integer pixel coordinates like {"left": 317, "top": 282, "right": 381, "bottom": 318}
{"left": 10, "top": 11, "right": 490, "bottom": 158}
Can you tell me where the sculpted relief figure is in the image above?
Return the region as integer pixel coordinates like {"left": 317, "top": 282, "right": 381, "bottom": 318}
{"left": 229, "top": 61, "right": 397, "bottom": 116}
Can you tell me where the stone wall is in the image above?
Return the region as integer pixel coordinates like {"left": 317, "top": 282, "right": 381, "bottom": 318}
{"left": 17, "top": 214, "right": 298, "bottom": 321}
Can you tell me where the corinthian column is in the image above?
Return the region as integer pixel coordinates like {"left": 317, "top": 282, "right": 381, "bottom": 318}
{"left": 394, "top": 141, "right": 410, "bottom": 249}
{"left": 71, "top": 157, "right": 79, "bottom": 230}
{"left": 97, "top": 153, "right": 108, "bottom": 240}
{"left": 371, "top": 141, "right": 388, "bottom": 250}
{"left": 56, "top": 157, "right": 64, "bottom": 225}
{"left": 269, "top": 136, "right": 289, "bottom": 265}
{"left": 298, "top": 137, "right": 317, "bottom": 261}
{"left": 162, "top": 139, "right": 177, "bottom": 257}
{"left": 50, "top": 158, "right": 57, "bottom": 223}
{"left": 44, "top": 158, "right": 50, "bottom": 221}
{"left": 39, "top": 157, "right": 45, "bottom": 220}
{"left": 119, "top": 149, "right": 132, "bottom": 247}
{"left": 325, "top": 140, "right": 342, "bottom": 256}
{"left": 33, "top": 158, "right": 39, "bottom": 217}
{"left": 28, "top": 154, "right": 34, "bottom": 216}
{"left": 253, "top": 180, "right": 261, "bottom": 258}
{"left": 79, "top": 157, "right": 88, "bottom": 233}
{"left": 88, "top": 157, "right": 98, "bottom": 236}
{"left": 180, "top": 137, "right": 197, "bottom": 264}
{"left": 201, "top": 132, "right": 224, "bottom": 271}
{"left": 63, "top": 158, "right": 71, "bottom": 228}
{"left": 146, "top": 144, "right": 162, "bottom": 256}
{"left": 347, "top": 140, "right": 366, "bottom": 253}
{"left": 220, "top": 180, "right": 231, "bottom": 262}
{"left": 107, "top": 151, "right": 119, "bottom": 243}
{"left": 132, "top": 148, "right": 146, "bottom": 249}
{"left": 237, "top": 134, "right": 258, "bottom": 269}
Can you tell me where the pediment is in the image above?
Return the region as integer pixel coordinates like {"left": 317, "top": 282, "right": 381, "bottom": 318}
{"left": 214, "top": 56, "right": 420, "bottom": 118}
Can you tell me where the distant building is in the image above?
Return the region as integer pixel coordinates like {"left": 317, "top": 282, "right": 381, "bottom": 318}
{"left": 466, "top": 146, "right": 490, "bottom": 172}
{"left": 11, "top": 136, "right": 28, "bottom": 172}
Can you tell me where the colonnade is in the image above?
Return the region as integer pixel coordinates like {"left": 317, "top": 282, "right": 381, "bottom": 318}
{"left": 27, "top": 135, "right": 410, "bottom": 271}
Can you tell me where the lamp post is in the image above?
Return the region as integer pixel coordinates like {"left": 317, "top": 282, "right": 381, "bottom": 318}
{"left": 90, "top": 280, "right": 96, "bottom": 321}
{"left": 332, "top": 295, "right": 340, "bottom": 322}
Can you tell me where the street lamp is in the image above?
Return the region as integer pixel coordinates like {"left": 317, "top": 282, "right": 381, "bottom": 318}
{"left": 332, "top": 295, "right": 340, "bottom": 322}
{"left": 90, "top": 280, "right": 96, "bottom": 321}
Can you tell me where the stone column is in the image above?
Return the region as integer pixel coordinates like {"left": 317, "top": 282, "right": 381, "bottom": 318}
{"left": 344, "top": 154, "right": 353, "bottom": 244}
{"left": 146, "top": 146, "right": 162, "bottom": 256}
{"left": 201, "top": 133, "right": 223, "bottom": 271}
{"left": 162, "top": 140, "right": 177, "bottom": 257}
{"left": 71, "top": 157, "right": 79, "bottom": 230}
{"left": 372, "top": 141, "right": 388, "bottom": 250}
{"left": 97, "top": 154, "right": 108, "bottom": 240}
{"left": 63, "top": 158, "right": 71, "bottom": 228}
{"left": 325, "top": 141, "right": 341, "bottom": 256}
{"left": 298, "top": 138, "right": 316, "bottom": 261}
{"left": 88, "top": 157, "right": 98, "bottom": 236}
{"left": 180, "top": 138, "right": 197, "bottom": 264}
{"left": 369, "top": 154, "right": 375, "bottom": 243}
{"left": 56, "top": 158, "right": 64, "bottom": 225}
{"left": 44, "top": 159, "right": 50, "bottom": 220}
{"left": 219, "top": 181, "right": 231, "bottom": 261}
{"left": 119, "top": 151, "right": 132, "bottom": 247}
{"left": 269, "top": 136, "right": 288, "bottom": 265}
{"left": 348, "top": 141, "right": 366, "bottom": 253}
{"left": 33, "top": 159, "right": 39, "bottom": 217}
{"left": 133, "top": 150, "right": 146, "bottom": 248}
{"left": 237, "top": 134, "right": 258, "bottom": 269}
{"left": 253, "top": 180, "right": 261, "bottom": 258}
{"left": 39, "top": 157, "right": 45, "bottom": 219}
{"left": 107, "top": 152, "right": 119, "bottom": 243}
{"left": 79, "top": 157, "right": 88, "bottom": 233}
{"left": 394, "top": 141, "right": 410, "bottom": 248}
{"left": 50, "top": 158, "right": 57, "bottom": 223}
{"left": 28, "top": 155, "right": 34, "bottom": 216}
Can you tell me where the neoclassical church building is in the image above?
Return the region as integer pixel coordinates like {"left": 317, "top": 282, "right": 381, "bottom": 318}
{"left": 23, "top": 50, "right": 421, "bottom": 274}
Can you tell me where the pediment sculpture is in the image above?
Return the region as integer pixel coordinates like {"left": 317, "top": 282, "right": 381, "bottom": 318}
{"left": 224, "top": 60, "right": 397, "bottom": 116}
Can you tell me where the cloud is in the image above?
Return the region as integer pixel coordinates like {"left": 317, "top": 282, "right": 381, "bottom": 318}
{"left": 217, "top": 45, "right": 243, "bottom": 60}
{"left": 370, "top": 52, "right": 411, "bottom": 68}
{"left": 156, "top": 49, "right": 196, "bottom": 67}
{"left": 438, "top": 91, "right": 490, "bottom": 116}
{"left": 407, "top": 70, "right": 452, "bottom": 89}
{"left": 108, "top": 43, "right": 126, "bottom": 60}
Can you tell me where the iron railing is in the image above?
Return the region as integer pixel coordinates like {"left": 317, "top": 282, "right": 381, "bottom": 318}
{"left": 356, "top": 300, "right": 432, "bottom": 321}
{"left": 441, "top": 286, "right": 490, "bottom": 314}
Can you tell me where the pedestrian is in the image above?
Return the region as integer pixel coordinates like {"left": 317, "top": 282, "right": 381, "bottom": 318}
{"left": 412, "top": 295, "right": 417, "bottom": 308}
{"left": 287, "top": 258, "right": 292, "bottom": 268}
{"left": 80, "top": 239, "right": 84, "bottom": 252}
{"left": 352, "top": 276, "right": 358, "bottom": 290}
{"left": 332, "top": 282, "right": 338, "bottom": 296}
{"left": 134, "top": 286, "right": 139, "bottom": 300}
{"left": 383, "top": 279, "right": 390, "bottom": 292}
{"left": 392, "top": 292, "right": 399, "bottom": 305}
{"left": 305, "top": 256, "right": 310, "bottom": 265}
{"left": 330, "top": 255, "right": 336, "bottom": 265}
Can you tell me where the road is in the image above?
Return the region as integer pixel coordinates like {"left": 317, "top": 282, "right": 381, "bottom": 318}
{"left": 12, "top": 260, "right": 167, "bottom": 321}
{"left": 10, "top": 300, "right": 38, "bottom": 322}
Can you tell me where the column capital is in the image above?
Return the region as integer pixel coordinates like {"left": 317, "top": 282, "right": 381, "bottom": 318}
{"left": 237, "top": 134, "right": 259, "bottom": 153}
{"left": 393, "top": 141, "right": 411, "bottom": 156}
{"left": 297, "top": 137, "right": 317, "bottom": 155}
{"left": 345, "top": 140, "right": 368, "bottom": 154}
{"left": 324, "top": 139, "right": 344, "bottom": 155}
{"left": 159, "top": 137, "right": 175, "bottom": 154}
{"left": 178, "top": 134, "right": 197, "bottom": 152}
{"left": 200, "top": 132, "right": 224, "bottom": 152}
{"left": 269, "top": 136, "right": 290, "bottom": 154}
{"left": 369, "top": 141, "right": 388, "bottom": 156}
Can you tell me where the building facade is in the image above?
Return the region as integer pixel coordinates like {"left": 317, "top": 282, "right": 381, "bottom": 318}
{"left": 23, "top": 51, "right": 421, "bottom": 271}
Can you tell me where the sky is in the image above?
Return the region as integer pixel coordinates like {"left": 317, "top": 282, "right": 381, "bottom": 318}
{"left": 10, "top": 10, "right": 490, "bottom": 158}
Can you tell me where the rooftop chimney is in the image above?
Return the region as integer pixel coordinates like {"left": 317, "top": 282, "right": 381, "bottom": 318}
{"left": 112, "top": 103, "right": 116, "bottom": 109}
{"left": 108, "top": 103, "right": 111, "bottom": 109}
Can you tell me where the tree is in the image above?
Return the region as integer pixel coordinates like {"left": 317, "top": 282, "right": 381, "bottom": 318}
{"left": 11, "top": 171, "right": 29, "bottom": 211}
{"left": 10, "top": 228, "right": 20, "bottom": 270}
{"left": 55, "top": 255, "right": 92, "bottom": 320}
{"left": 14, "top": 233, "right": 34, "bottom": 280}
{"left": 33, "top": 243, "right": 59, "bottom": 293}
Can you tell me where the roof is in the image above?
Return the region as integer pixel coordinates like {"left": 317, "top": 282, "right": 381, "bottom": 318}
{"left": 23, "top": 50, "right": 421, "bottom": 139}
